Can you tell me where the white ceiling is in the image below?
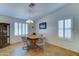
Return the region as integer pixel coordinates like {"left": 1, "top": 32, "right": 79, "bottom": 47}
{"left": 0, "top": 3, "right": 67, "bottom": 20}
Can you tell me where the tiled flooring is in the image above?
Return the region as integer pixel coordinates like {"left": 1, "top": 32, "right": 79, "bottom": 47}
{"left": 0, "top": 42, "right": 78, "bottom": 56}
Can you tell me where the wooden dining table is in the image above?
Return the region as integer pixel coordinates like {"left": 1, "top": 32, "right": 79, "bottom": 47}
{"left": 27, "top": 35, "right": 39, "bottom": 49}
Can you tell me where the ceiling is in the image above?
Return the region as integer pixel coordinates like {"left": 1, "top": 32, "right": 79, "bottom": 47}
{"left": 0, "top": 3, "right": 67, "bottom": 20}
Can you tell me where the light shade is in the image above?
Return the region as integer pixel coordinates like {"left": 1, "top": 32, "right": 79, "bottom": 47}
{"left": 26, "top": 19, "right": 34, "bottom": 23}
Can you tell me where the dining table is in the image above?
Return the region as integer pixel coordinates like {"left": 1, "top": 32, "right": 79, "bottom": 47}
{"left": 27, "top": 35, "right": 39, "bottom": 49}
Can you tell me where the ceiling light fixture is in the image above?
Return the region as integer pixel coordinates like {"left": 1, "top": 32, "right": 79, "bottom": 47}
{"left": 28, "top": 3, "right": 35, "bottom": 8}
{"left": 26, "top": 19, "right": 34, "bottom": 24}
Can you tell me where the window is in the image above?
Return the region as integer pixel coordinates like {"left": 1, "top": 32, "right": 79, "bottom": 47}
{"left": 22, "top": 24, "right": 25, "bottom": 35}
{"left": 65, "top": 19, "right": 71, "bottom": 39}
{"left": 14, "top": 22, "right": 28, "bottom": 36}
{"left": 14, "top": 22, "right": 18, "bottom": 36}
{"left": 58, "top": 19, "right": 71, "bottom": 39}
{"left": 58, "top": 20, "right": 63, "bottom": 38}
{"left": 25, "top": 24, "right": 28, "bottom": 34}
{"left": 19, "top": 23, "right": 21, "bottom": 35}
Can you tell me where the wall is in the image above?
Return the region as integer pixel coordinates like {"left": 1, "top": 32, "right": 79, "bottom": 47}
{"left": 36, "top": 4, "right": 79, "bottom": 52}
{"left": 28, "top": 22, "right": 36, "bottom": 35}
{"left": 0, "top": 16, "right": 26, "bottom": 44}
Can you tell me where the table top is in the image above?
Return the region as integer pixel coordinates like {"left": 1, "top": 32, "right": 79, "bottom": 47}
{"left": 27, "top": 35, "right": 39, "bottom": 40}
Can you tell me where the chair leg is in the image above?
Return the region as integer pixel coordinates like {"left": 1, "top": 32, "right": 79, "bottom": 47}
{"left": 35, "top": 44, "right": 43, "bottom": 49}
{"left": 22, "top": 45, "right": 27, "bottom": 49}
{"left": 22, "top": 45, "right": 29, "bottom": 50}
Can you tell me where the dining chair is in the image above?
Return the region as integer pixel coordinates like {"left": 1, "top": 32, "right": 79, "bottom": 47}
{"left": 36, "top": 34, "right": 46, "bottom": 49}
{"left": 21, "top": 36, "right": 31, "bottom": 50}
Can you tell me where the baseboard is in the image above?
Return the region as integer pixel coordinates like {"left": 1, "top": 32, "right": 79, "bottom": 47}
{"left": 10, "top": 41, "right": 23, "bottom": 46}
